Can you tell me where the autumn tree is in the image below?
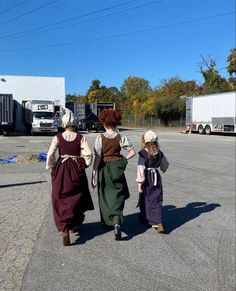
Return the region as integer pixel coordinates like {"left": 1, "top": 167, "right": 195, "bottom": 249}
{"left": 120, "top": 76, "right": 152, "bottom": 115}
{"left": 85, "top": 79, "right": 102, "bottom": 103}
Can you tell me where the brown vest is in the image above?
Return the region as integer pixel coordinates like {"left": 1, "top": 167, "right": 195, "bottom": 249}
{"left": 101, "top": 134, "right": 122, "bottom": 162}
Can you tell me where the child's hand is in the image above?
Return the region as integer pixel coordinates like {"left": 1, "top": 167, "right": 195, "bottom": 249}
{"left": 91, "top": 171, "right": 97, "bottom": 188}
{"left": 138, "top": 183, "right": 143, "bottom": 193}
{"left": 91, "top": 176, "right": 97, "bottom": 188}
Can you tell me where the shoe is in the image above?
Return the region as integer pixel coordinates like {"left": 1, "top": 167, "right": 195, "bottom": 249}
{"left": 61, "top": 229, "right": 70, "bottom": 246}
{"left": 157, "top": 224, "right": 164, "bottom": 233}
{"left": 114, "top": 225, "right": 122, "bottom": 240}
{"left": 70, "top": 226, "right": 78, "bottom": 234}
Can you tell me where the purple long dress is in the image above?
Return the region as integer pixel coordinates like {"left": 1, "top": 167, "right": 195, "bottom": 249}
{"left": 137, "top": 149, "right": 168, "bottom": 225}
{"left": 51, "top": 133, "right": 94, "bottom": 232}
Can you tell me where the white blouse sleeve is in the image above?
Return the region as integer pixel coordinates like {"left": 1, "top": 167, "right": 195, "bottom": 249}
{"left": 94, "top": 134, "right": 102, "bottom": 156}
{"left": 136, "top": 165, "right": 145, "bottom": 184}
{"left": 46, "top": 135, "right": 59, "bottom": 169}
{"left": 80, "top": 136, "right": 93, "bottom": 167}
{"left": 120, "top": 135, "right": 134, "bottom": 151}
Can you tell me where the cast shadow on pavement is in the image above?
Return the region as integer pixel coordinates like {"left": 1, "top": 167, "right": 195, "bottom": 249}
{"left": 72, "top": 222, "right": 113, "bottom": 245}
{"left": 72, "top": 202, "right": 220, "bottom": 244}
{"left": 72, "top": 213, "right": 147, "bottom": 245}
{"left": 0, "top": 181, "right": 47, "bottom": 188}
{"left": 163, "top": 202, "right": 221, "bottom": 234}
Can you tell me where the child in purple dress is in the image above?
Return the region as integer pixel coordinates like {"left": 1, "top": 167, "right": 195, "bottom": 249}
{"left": 136, "top": 130, "right": 169, "bottom": 233}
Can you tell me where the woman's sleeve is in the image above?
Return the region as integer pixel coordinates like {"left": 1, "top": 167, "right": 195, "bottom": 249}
{"left": 94, "top": 135, "right": 102, "bottom": 156}
{"left": 136, "top": 154, "right": 146, "bottom": 184}
{"left": 80, "top": 136, "right": 93, "bottom": 167}
{"left": 160, "top": 154, "right": 169, "bottom": 173}
{"left": 120, "top": 135, "right": 134, "bottom": 151}
{"left": 46, "top": 135, "right": 59, "bottom": 169}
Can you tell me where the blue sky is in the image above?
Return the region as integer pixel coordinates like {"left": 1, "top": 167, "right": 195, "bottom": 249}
{"left": 0, "top": 0, "right": 235, "bottom": 95}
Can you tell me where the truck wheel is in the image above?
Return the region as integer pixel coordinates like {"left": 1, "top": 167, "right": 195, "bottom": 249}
{"left": 198, "top": 125, "right": 205, "bottom": 134}
{"left": 3, "top": 131, "right": 9, "bottom": 136}
{"left": 205, "top": 125, "right": 211, "bottom": 135}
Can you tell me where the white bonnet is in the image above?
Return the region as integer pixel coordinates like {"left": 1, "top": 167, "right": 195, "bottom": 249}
{"left": 143, "top": 130, "right": 158, "bottom": 143}
{"left": 61, "top": 108, "right": 76, "bottom": 128}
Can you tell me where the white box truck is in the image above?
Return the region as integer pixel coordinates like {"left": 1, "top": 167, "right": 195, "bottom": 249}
{"left": 22, "top": 100, "right": 59, "bottom": 135}
{"left": 186, "top": 92, "right": 236, "bottom": 134}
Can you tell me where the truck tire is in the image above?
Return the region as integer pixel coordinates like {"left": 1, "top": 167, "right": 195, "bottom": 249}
{"left": 3, "top": 131, "right": 9, "bottom": 136}
{"left": 198, "top": 125, "right": 205, "bottom": 134}
{"left": 205, "top": 125, "right": 211, "bottom": 135}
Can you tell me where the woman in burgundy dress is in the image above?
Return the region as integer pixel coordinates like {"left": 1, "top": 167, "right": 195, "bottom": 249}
{"left": 46, "top": 109, "right": 94, "bottom": 246}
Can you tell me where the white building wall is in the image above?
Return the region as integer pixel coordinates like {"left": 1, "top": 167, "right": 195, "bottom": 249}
{"left": 0, "top": 75, "right": 65, "bottom": 131}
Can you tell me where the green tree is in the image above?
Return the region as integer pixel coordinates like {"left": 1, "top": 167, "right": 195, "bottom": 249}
{"left": 154, "top": 77, "right": 200, "bottom": 125}
{"left": 227, "top": 48, "right": 236, "bottom": 90}
{"left": 227, "top": 48, "right": 236, "bottom": 77}
{"left": 199, "top": 56, "right": 231, "bottom": 94}
{"left": 66, "top": 94, "right": 85, "bottom": 103}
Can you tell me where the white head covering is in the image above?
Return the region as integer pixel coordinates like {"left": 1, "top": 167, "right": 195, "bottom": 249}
{"left": 143, "top": 130, "right": 158, "bottom": 143}
{"left": 61, "top": 108, "right": 76, "bottom": 128}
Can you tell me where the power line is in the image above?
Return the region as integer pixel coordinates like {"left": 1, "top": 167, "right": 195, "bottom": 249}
{"left": 0, "top": 11, "right": 234, "bottom": 52}
{"left": 0, "top": 0, "right": 163, "bottom": 41}
{"left": 0, "top": 0, "right": 142, "bottom": 38}
{"left": 0, "top": 0, "right": 61, "bottom": 26}
{"left": 0, "top": 0, "right": 31, "bottom": 14}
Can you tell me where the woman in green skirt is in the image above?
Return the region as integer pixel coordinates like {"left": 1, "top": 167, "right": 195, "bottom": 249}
{"left": 91, "top": 109, "right": 136, "bottom": 240}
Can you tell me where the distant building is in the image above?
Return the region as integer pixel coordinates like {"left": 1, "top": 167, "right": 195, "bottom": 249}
{"left": 0, "top": 75, "right": 65, "bottom": 131}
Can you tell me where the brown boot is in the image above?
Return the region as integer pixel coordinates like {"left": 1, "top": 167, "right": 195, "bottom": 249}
{"left": 157, "top": 224, "right": 164, "bottom": 233}
{"left": 70, "top": 226, "right": 78, "bottom": 234}
{"left": 61, "top": 229, "right": 70, "bottom": 246}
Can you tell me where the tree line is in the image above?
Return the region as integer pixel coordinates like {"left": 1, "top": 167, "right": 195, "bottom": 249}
{"left": 66, "top": 48, "right": 236, "bottom": 126}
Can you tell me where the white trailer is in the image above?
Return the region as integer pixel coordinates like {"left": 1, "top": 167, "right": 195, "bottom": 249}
{"left": 23, "top": 100, "right": 59, "bottom": 134}
{"left": 186, "top": 92, "right": 236, "bottom": 134}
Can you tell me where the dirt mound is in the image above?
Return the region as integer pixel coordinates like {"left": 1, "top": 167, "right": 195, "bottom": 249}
{"left": 15, "top": 153, "right": 39, "bottom": 164}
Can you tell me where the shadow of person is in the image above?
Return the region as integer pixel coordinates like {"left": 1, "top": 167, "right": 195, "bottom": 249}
{"left": 72, "top": 212, "right": 147, "bottom": 244}
{"left": 71, "top": 221, "right": 112, "bottom": 245}
{"left": 163, "top": 202, "right": 221, "bottom": 234}
{"left": 121, "top": 212, "right": 149, "bottom": 241}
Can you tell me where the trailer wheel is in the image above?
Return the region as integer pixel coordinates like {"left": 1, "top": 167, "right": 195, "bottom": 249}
{"left": 198, "top": 125, "right": 205, "bottom": 134}
{"left": 205, "top": 125, "right": 211, "bottom": 135}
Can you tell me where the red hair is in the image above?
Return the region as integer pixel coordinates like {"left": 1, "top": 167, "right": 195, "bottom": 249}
{"left": 99, "top": 109, "right": 122, "bottom": 128}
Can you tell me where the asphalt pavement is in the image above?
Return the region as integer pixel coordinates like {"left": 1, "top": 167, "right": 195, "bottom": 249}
{"left": 0, "top": 129, "right": 235, "bottom": 291}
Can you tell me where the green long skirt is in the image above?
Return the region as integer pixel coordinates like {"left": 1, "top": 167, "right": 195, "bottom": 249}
{"left": 97, "top": 158, "right": 130, "bottom": 226}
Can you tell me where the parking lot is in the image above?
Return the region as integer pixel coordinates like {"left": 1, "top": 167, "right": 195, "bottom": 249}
{"left": 0, "top": 129, "right": 235, "bottom": 291}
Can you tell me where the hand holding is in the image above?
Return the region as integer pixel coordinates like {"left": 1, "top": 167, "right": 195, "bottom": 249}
{"left": 138, "top": 183, "right": 143, "bottom": 193}
{"left": 91, "top": 170, "right": 97, "bottom": 188}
